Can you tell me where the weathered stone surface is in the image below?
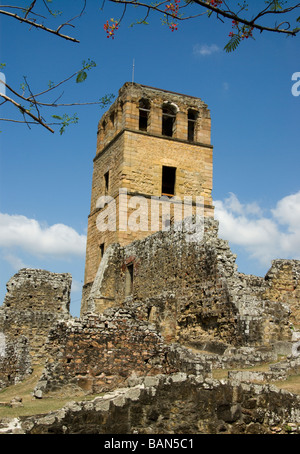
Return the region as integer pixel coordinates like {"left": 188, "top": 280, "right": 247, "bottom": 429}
{"left": 263, "top": 259, "right": 300, "bottom": 327}
{"left": 0, "top": 335, "right": 31, "bottom": 389}
{"left": 2, "top": 268, "right": 71, "bottom": 314}
{"left": 0, "top": 269, "right": 72, "bottom": 387}
{"left": 82, "top": 217, "right": 293, "bottom": 349}
{"left": 84, "top": 82, "right": 214, "bottom": 288}
{"left": 33, "top": 309, "right": 177, "bottom": 397}
{"left": 14, "top": 374, "right": 300, "bottom": 434}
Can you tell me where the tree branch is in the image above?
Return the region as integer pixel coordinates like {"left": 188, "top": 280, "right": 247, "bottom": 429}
{"left": 0, "top": 8, "right": 80, "bottom": 42}
{"left": 0, "top": 93, "right": 54, "bottom": 133}
{"left": 108, "top": 0, "right": 300, "bottom": 36}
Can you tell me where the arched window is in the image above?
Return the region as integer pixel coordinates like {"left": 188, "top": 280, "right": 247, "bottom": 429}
{"left": 139, "top": 98, "right": 150, "bottom": 131}
{"left": 188, "top": 109, "right": 198, "bottom": 142}
{"left": 162, "top": 102, "right": 177, "bottom": 137}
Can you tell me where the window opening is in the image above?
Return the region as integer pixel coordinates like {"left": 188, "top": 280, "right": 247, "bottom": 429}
{"left": 188, "top": 109, "right": 198, "bottom": 142}
{"left": 104, "top": 171, "right": 109, "bottom": 194}
{"left": 162, "top": 103, "right": 176, "bottom": 137}
{"left": 162, "top": 166, "right": 176, "bottom": 196}
{"left": 139, "top": 98, "right": 150, "bottom": 131}
{"left": 99, "top": 243, "right": 105, "bottom": 259}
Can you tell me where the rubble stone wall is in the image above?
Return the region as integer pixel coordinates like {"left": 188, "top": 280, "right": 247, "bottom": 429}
{"left": 0, "top": 269, "right": 72, "bottom": 386}
{"left": 83, "top": 218, "right": 293, "bottom": 349}
{"left": 21, "top": 373, "right": 300, "bottom": 434}
{"left": 34, "top": 309, "right": 178, "bottom": 397}
{"left": 263, "top": 259, "right": 300, "bottom": 327}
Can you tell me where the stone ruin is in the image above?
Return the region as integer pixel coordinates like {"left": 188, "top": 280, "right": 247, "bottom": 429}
{"left": 0, "top": 218, "right": 300, "bottom": 434}
{"left": 0, "top": 268, "right": 71, "bottom": 389}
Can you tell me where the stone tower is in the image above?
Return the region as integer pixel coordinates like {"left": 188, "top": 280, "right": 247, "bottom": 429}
{"left": 84, "top": 82, "right": 214, "bottom": 288}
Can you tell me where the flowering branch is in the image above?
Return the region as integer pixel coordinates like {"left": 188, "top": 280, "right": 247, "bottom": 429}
{"left": 103, "top": 0, "right": 300, "bottom": 50}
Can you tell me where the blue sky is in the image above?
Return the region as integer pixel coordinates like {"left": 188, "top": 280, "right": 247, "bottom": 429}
{"left": 0, "top": 1, "right": 299, "bottom": 317}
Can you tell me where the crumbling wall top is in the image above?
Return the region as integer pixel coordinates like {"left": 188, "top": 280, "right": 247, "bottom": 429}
{"left": 3, "top": 268, "right": 72, "bottom": 315}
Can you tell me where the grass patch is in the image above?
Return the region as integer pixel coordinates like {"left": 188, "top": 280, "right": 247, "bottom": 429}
{"left": 212, "top": 359, "right": 281, "bottom": 380}
{"left": 273, "top": 374, "right": 300, "bottom": 395}
{"left": 212, "top": 360, "right": 300, "bottom": 395}
{"left": 0, "top": 366, "right": 101, "bottom": 419}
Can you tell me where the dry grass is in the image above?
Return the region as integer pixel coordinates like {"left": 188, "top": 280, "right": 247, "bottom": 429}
{"left": 0, "top": 366, "right": 98, "bottom": 419}
{"left": 273, "top": 374, "right": 300, "bottom": 395}
{"left": 212, "top": 360, "right": 278, "bottom": 380}
{"left": 1, "top": 359, "right": 299, "bottom": 420}
{"left": 212, "top": 358, "right": 300, "bottom": 395}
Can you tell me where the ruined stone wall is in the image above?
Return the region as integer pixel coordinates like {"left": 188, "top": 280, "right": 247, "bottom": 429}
{"left": 0, "top": 335, "right": 31, "bottom": 389}
{"left": 83, "top": 218, "right": 292, "bottom": 350}
{"left": 0, "top": 269, "right": 72, "bottom": 386}
{"left": 263, "top": 259, "right": 300, "bottom": 327}
{"left": 33, "top": 309, "right": 177, "bottom": 397}
{"left": 20, "top": 373, "right": 300, "bottom": 434}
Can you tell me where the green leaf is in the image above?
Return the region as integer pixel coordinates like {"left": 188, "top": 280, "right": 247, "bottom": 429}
{"left": 81, "top": 59, "right": 96, "bottom": 71}
{"left": 76, "top": 71, "right": 87, "bottom": 83}
{"left": 99, "top": 93, "right": 115, "bottom": 108}
{"left": 224, "top": 34, "right": 241, "bottom": 53}
{"left": 52, "top": 115, "right": 62, "bottom": 120}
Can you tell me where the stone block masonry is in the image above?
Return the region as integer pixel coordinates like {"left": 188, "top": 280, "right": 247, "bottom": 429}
{"left": 263, "top": 259, "right": 300, "bottom": 327}
{"left": 2, "top": 268, "right": 71, "bottom": 314}
{"left": 84, "top": 82, "right": 214, "bottom": 286}
{"left": 33, "top": 308, "right": 179, "bottom": 397}
{"left": 0, "top": 269, "right": 72, "bottom": 387}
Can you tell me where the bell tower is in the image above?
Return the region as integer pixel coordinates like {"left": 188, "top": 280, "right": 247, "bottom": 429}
{"left": 84, "top": 82, "right": 214, "bottom": 288}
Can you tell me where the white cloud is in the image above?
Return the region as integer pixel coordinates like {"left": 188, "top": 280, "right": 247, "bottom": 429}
{"left": 272, "top": 191, "right": 300, "bottom": 231}
{"left": 222, "top": 82, "right": 230, "bottom": 91}
{"left": 214, "top": 191, "right": 300, "bottom": 266}
{"left": 0, "top": 213, "right": 86, "bottom": 259}
{"left": 193, "top": 43, "right": 220, "bottom": 57}
{"left": 221, "top": 193, "right": 263, "bottom": 217}
{"left": 3, "top": 253, "right": 26, "bottom": 270}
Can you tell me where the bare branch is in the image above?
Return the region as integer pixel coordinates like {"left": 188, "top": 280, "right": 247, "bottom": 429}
{"left": 0, "top": 8, "right": 80, "bottom": 42}
{"left": 25, "top": 0, "right": 37, "bottom": 19}
{"left": 0, "top": 118, "right": 61, "bottom": 126}
{"left": 0, "top": 93, "right": 54, "bottom": 133}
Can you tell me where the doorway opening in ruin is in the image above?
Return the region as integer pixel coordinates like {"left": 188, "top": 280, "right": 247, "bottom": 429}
{"left": 125, "top": 263, "right": 134, "bottom": 296}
